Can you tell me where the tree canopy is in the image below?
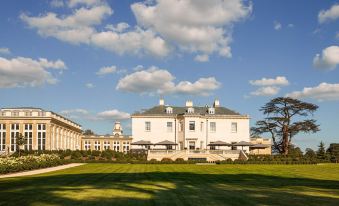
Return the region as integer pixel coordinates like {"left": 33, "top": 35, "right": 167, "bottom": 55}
{"left": 251, "top": 97, "right": 320, "bottom": 155}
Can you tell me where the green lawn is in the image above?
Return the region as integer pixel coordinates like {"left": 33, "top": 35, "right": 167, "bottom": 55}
{"left": 0, "top": 164, "right": 338, "bottom": 206}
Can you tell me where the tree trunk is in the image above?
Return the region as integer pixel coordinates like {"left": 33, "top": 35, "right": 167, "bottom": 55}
{"left": 282, "top": 125, "right": 289, "bottom": 155}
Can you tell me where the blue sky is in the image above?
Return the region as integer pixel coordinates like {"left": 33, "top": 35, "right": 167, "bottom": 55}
{"left": 0, "top": 0, "right": 339, "bottom": 150}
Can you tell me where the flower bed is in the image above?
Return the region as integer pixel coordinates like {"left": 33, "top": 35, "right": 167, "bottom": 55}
{"left": 0, "top": 154, "right": 65, "bottom": 174}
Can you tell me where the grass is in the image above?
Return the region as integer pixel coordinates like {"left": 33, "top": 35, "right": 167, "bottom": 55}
{"left": 0, "top": 163, "right": 338, "bottom": 206}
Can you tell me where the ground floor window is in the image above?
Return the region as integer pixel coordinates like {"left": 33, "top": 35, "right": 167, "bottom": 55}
{"left": 37, "top": 124, "right": 46, "bottom": 150}
{"left": 166, "top": 145, "right": 173, "bottom": 150}
{"left": 103, "top": 141, "right": 110, "bottom": 150}
{"left": 189, "top": 141, "right": 195, "bottom": 150}
{"left": 0, "top": 124, "right": 6, "bottom": 151}
{"left": 24, "top": 124, "right": 33, "bottom": 150}
{"left": 94, "top": 141, "right": 101, "bottom": 150}
{"left": 84, "top": 141, "right": 91, "bottom": 150}
{"left": 113, "top": 141, "right": 120, "bottom": 151}
{"left": 10, "top": 123, "right": 19, "bottom": 151}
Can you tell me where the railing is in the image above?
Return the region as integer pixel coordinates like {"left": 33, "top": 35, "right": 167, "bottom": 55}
{"left": 149, "top": 149, "right": 241, "bottom": 155}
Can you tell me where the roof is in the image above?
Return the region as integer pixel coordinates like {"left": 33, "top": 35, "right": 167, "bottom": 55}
{"left": 208, "top": 141, "right": 231, "bottom": 146}
{"left": 154, "top": 140, "right": 178, "bottom": 145}
{"left": 250, "top": 144, "right": 270, "bottom": 148}
{"left": 233, "top": 141, "right": 254, "bottom": 146}
{"left": 132, "top": 105, "right": 242, "bottom": 116}
{"left": 131, "top": 140, "right": 153, "bottom": 145}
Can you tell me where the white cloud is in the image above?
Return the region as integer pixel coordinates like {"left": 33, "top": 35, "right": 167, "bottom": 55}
{"left": 131, "top": 0, "right": 252, "bottom": 58}
{"left": 50, "top": 0, "right": 64, "bottom": 8}
{"left": 313, "top": 46, "right": 339, "bottom": 70}
{"left": 68, "top": 0, "right": 103, "bottom": 8}
{"left": 60, "top": 108, "right": 130, "bottom": 120}
{"left": 105, "top": 22, "right": 130, "bottom": 32}
{"left": 0, "top": 47, "right": 10, "bottom": 55}
{"left": 90, "top": 28, "right": 170, "bottom": 57}
{"left": 250, "top": 86, "right": 280, "bottom": 96}
{"left": 97, "top": 109, "right": 130, "bottom": 120}
{"left": 318, "top": 4, "right": 339, "bottom": 23}
{"left": 86, "top": 83, "right": 95, "bottom": 88}
{"left": 249, "top": 76, "right": 289, "bottom": 86}
{"left": 116, "top": 66, "right": 221, "bottom": 96}
{"left": 194, "top": 54, "right": 209, "bottom": 62}
{"left": 287, "top": 23, "right": 294, "bottom": 28}
{"left": 96, "top": 65, "right": 117, "bottom": 76}
{"left": 0, "top": 56, "right": 66, "bottom": 88}
{"left": 274, "top": 21, "right": 282, "bottom": 30}
{"left": 20, "top": 4, "right": 113, "bottom": 44}
{"left": 286, "top": 82, "right": 339, "bottom": 101}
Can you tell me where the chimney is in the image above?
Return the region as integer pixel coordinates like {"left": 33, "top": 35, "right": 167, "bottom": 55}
{"left": 185, "top": 100, "right": 193, "bottom": 107}
{"left": 213, "top": 99, "right": 220, "bottom": 107}
{"left": 159, "top": 98, "right": 165, "bottom": 106}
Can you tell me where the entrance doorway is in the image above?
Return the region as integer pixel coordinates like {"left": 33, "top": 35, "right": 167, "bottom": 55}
{"left": 189, "top": 141, "right": 195, "bottom": 150}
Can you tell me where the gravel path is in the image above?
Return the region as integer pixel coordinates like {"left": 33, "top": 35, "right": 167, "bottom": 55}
{"left": 0, "top": 163, "right": 85, "bottom": 179}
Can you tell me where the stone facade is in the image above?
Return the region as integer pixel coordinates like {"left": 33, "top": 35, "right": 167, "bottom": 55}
{"left": 0, "top": 107, "right": 82, "bottom": 153}
{"left": 81, "top": 122, "right": 132, "bottom": 152}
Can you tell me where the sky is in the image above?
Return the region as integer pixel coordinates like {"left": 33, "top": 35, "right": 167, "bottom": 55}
{"left": 0, "top": 0, "right": 339, "bottom": 151}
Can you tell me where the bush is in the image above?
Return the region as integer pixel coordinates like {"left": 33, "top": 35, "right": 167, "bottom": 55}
{"left": 0, "top": 154, "right": 64, "bottom": 174}
{"left": 161, "top": 158, "right": 173, "bottom": 163}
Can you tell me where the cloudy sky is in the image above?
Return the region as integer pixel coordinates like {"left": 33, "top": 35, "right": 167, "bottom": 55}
{"left": 1, "top": 0, "right": 339, "bottom": 150}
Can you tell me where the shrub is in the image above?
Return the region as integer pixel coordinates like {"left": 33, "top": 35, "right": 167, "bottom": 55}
{"left": 161, "top": 158, "right": 173, "bottom": 163}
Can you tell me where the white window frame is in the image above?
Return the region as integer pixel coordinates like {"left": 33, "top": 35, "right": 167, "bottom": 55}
{"left": 10, "top": 123, "right": 19, "bottom": 152}
{"left": 189, "top": 121, "right": 195, "bottom": 131}
{"left": 208, "top": 108, "right": 215, "bottom": 114}
{"left": 0, "top": 124, "right": 6, "bottom": 151}
{"left": 103, "top": 141, "right": 110, "bottom": 150}
{"left": 187, "top": 107, "right": 194, "bottom": 114}
{"left": 94, "top": 141, "right": 101, "bottom": 150}
{"left": 210, "top": 122, "right": 216, "bottom": 132}
{"left": 231, "top": 122, "right": 237, "bottom": 133}
{"left": 167, "top": 122, "right": 173, "bottom": 132}
{"left": 84, "top": 141, "right": 91, "bottom": 150}
{"left": 37, "top": 124, "right": 46, "bottom": 150}
{"left": 145, "top": 121, "right": 151, "bottom": 131}
{"left": 24, "top": 124, "right": 33, "bottom": 150}
{"left": 166, "top": 107, "right": 173, "bottom": 114}
{"left": 113, "top": 141, "right": 120, "bottom": 151}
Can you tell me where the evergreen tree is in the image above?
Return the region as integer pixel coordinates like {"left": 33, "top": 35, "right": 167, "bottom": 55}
{"left": 316, "top": 141, "right": 326, "bottom": 160}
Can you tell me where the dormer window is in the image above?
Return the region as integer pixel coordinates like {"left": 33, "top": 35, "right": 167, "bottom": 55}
{"left": 166, "top": 107, "right": 173, "bottom": 114}
{"left": 187, "top": 107, "right": 194, "bottom": 114}
{"left": 208, "top": 108, "right": 215, "bottom": 114}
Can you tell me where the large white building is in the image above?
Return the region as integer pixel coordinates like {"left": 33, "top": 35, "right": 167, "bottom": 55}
{"left": 131, "top": 99, "right": 250, "bottom": 152}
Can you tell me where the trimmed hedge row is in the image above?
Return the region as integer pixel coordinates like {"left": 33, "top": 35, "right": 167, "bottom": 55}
{"left": 0, "top": 154, "right": 65, "bottom": 174}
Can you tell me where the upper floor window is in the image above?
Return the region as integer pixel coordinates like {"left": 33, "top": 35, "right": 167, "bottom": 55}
{"left": 94, "top": 141, "right": 101, "bottom": 150}
{"left": 189, "top": 121, "right": 195, "bottom": 131}
{"left": 167, "top": 122, "right": 173, "bottom": 132}
{"left": 166, "top": 107, "right": 173, "bottom": 114}
{"left": 187, "top": 107, "right": 194, "bottom": 114}
{"left": 1, "top": 112, "right": 6, "bottom": 116}
{"left": 210, "top": 122, "right": 216, "bottom": 132}
{"left": 145, "top": 121, "right": 151, "bottom": 131}
{"left": 231, "top": 122, "right": 237, "bottom": 133}
{"left": 25, "top": 111, "right": 32, "bottom": 117}
{"left": 12, "top": 111, "right": 19, "bottom": 117}
{"left": 208, "top": 108, "right": 215, "bottom": 114}
{"left": 38, "top": 111, "right": 46, "bottom": 117}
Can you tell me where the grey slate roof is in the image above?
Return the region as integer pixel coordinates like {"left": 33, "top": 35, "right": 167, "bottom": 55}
{"left": 132, "top": 105, "right": 241, "bottom": 116}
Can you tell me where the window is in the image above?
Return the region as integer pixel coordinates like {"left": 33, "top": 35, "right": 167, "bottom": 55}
{"left": 24, "top": 124, "right": 33, "bottom": 150}
{"left": 231, "top": 142, "right": 237, "bottom": 150}
{"left": 38, "top": 111, "right": 46, "bottom": 117}
{"left": 10, "top": 124, "right": 19, "bottom": 151}
{"left": 189, "top": 121, "right": 195, "bottom": 131}
{"left": 210, "top": 122, "right": 216, "bottom": 132}
{"left": 208, "top": 108, "right": 215, "bottom": 114}
{"left": 103, "top": 141, "right": 110, "bottom": 150}
{"left": 1, "top": 111, "right": 6, "bottom": 116}
{"left": 113, "top": 141, "right": 120, "bottom": 151}
{"left": 166, "top": 107, "right": 173, "bottom": 114}
{"left": 200, "top": 122, "right": 204, "bottom": 132}
{"left": 167, "top": 122, "right": 173, "bottom": 132}
{"left": 0, "top": 124, "right": 6, "bottom": 151}
{"left": 187, "top": 107, "right": 194, "bottom": 114}
{"left": 25, "top": 111, "right": 32, "bottom": 117}
{"left": 12, "top": 111, "right": 19, "bottom": 117}
{"left": 145, "top": 121, "right": 151, "bottom": 131}
{"left": 189, "top": 141, "right": 195, "bottom": 150}
{"left": 84, "top": 141, "right": 91, "bottom": 150}
{"left": 166, "top": 145, "right": 173, "bottom": 150}
{"left": 37, "top": 124, "right": 46, "bottom": 150}
{"left": 123, "top": 142, "right": 130, "bottom": 152}
{"left": 231, "top": 122, "right": 237, "bottom": 133}
{"left": 94, "top": 141, "right": 101, "bottom": 150}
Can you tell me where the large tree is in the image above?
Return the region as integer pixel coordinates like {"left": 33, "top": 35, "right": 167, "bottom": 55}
{"left": 251, "top": 97, "right": 320, "bottom": 155}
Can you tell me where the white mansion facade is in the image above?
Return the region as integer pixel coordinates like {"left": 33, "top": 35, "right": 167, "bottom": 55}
{"left": 131, "top": 99, "right": 250, "bottom": 151}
